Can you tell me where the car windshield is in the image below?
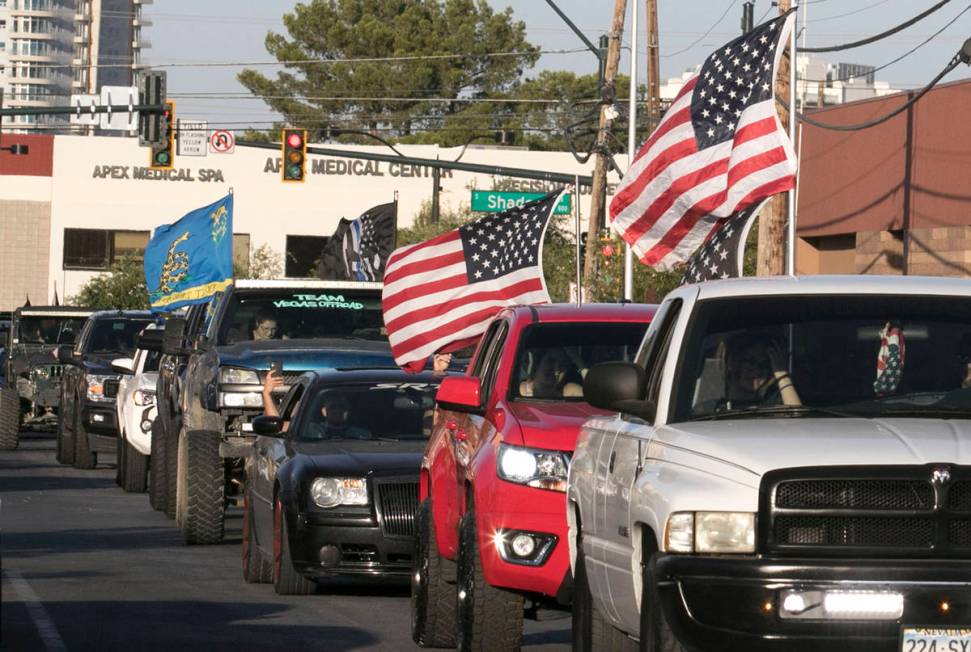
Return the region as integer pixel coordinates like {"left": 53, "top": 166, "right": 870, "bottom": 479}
{"left": 674, "top": 294, "right": 971, "bottom": 422}
{"left": 294, "top": 381, "right": 440, "bottom": 442}
{"left": 18, "top": 317, "right": 87, "bottom": 345}
{"left": 88, "top": 319, "right": 154, "bottom": 355}
{"left": 513, "top": 322, "right": 648, "bottom": 401}
{"left": 216, "top": 289, "right": 384, "bottom": 344}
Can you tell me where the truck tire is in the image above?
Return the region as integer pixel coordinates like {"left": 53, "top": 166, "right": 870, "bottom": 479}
{"left": 272, "top": 496, "right": 316, "bottom": 595}
{"left": 0, "top": 386, "right": 21, "bottom": 451}
{"left": 411, "top": 499, "right": 457, "bottom": 648}
{"left": 456, "top": 509, "right": 524, "bottom": 652}
{"left": 176, "top": 429, "right": 225, "bottom": 544}
{"left": 242, "top": 486, "right": 271, "bottom": 584}
{"left": 573, "top": 533, "right": 637, "bottom": 652}
{"left": 639, "top": 553, "right": 687, "bottom": 652}
{"left": 163, "top": 421, "right": 179, "bottom": 519}
{"left": 116, "top": 435, "right": 125, "bottom": 486}
{"left": 73, "top": 405, "right": 97, "bottom": 470}
{"left": 122, "top": 439, "right": 148, "bottom": 493}
{"left": 149, "top": 420, "right": 167, "bottom": 511}
{"left": 56, "top": 405, "right": 74, "bottom": 465}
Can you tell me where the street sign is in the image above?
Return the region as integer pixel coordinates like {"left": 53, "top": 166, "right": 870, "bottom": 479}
{"left": 177, "top": 120, "right": 208, "bottom": 157}
{"left": 99, "top": 86, "right": 138, "bottom": 131}
{"left": 69, "top": 94, "right": 100, "bottom": 127}
{"left": 209, "top": 129, "right": 235, "bottom": 154}
{"left": 470, "top": 190, "right": 572, "bottom": 215}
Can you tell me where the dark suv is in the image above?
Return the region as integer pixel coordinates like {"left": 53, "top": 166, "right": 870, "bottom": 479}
{"left": 57, "top": 310, "right": 155, "bottom": 468}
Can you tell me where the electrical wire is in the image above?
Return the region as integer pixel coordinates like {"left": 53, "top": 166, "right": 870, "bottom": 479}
{"left": 662, "top": 0, "right": 741, "bottom": 58}
{"left": 802, "top": 0, "right": 953, "bottom": 52}
{"left": 810, "top": 0, "right": 893, "bottom": 24}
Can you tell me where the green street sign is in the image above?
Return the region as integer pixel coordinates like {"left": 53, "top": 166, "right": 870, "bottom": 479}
{"left": 471, "top": 190, "right": 572, "bottom": 215}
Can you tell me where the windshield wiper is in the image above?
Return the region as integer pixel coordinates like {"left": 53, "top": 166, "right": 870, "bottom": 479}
{"left": 690, "top": 405, "right": 859, "bottom": 422}
{"left": 872, "top": 407, "right": 971, "bottom": 418}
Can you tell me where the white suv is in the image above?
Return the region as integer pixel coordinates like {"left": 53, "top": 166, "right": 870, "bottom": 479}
{"left": 567, "top": 275, "right": 971, "bottom": 652}
{"left": 113, "top": 328, "right": 161, "bottom": 493}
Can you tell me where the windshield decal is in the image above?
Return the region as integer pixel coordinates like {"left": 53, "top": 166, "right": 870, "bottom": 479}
{"left": 272, "top": 293, "right": 365, "bottom": 310}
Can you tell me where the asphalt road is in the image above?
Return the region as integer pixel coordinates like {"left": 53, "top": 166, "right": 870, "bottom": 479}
{"left": 1, "top": 430, "right": 571, "bottom": 652}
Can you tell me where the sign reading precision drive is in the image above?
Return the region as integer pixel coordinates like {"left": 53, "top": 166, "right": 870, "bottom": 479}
{"left": 471, "top": 190, "right": 572, "bottom": 215}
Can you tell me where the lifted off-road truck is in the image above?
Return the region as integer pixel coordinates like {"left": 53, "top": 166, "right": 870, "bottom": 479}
{"left": 0, "top": 306, "right": 92, "bottom": 449}
{"left": 159, "top": 279, "right": 393, "bottom": 545}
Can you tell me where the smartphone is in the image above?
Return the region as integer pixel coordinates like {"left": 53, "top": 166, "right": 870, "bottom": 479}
{"left": 269, "top": 361, "right": 283, "bottom": 376}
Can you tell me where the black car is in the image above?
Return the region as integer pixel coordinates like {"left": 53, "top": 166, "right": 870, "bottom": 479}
{"left": 243, "top": 369, "right": 444, "bottom": 594}
{"left": 57, "top": 310, "right": 155, "bottom": 469}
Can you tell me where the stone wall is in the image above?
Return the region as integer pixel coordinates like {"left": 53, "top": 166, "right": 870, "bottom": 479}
{"left": 0, "top": 201, "right": 52, "bottom": 311}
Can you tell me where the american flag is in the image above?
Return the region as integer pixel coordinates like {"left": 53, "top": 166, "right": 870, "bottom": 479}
{"left": 318, "top": 201, "right": 396, "bottom": 281}
{"left": 610, "top": 12, "right": 796, "bottom": 271}
{"left": 382, "top": 189, "right": 564, "bottom": 372}
{"left": 680, "top": 199, "right": 766, "bottom": 284}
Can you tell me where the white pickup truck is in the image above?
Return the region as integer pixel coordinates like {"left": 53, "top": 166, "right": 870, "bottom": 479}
{"left": 567, "top": 275, "right": 971, "bottom": 652}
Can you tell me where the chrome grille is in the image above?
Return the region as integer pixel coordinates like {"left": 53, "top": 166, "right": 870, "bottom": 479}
{"left": 376, "top": 481, "right": 419, "bottom": 538}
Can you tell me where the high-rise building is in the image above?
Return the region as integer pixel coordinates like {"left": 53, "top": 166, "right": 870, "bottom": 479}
{"left": 0, "top": 0, "right": 150, "bottom": 132}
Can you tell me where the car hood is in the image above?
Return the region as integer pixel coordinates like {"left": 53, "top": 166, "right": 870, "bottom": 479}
{"left": 506, "top": 400, "right": 608, "bottom": 452}
{"left": 292, "top": 440, "right": 424, "bottom": 477}
{"left": 83, "top": 353, "right": 125, "bottom": 374}
{"left": 216, "top": 338, "right": 394, "bottom": 371}
{"left": 655, "top": 417, "right": 971, "bottom": 476}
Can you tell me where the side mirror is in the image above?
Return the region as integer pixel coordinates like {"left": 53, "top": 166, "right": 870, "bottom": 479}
{"left": 111, "top": 357, "right": 134, "bottom": 374}
{"left": 162, "top": 317, "right": 187, "bottom": 356}
{"left": 583, "top": 362, "right": 656, "bottom": 422}
{"left": 137, "top": 328, "right": 165, "bottom": 352}
{"left": 435, "top": 376, "right": 482, "bottom": 413}
{"left": 252, "top": 415, "right": 284, "bottom": 437}
{"left": 57, "top": 346, "right": 77, "bottom": 365}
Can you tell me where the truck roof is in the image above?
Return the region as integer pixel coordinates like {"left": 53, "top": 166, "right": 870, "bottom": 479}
{"left": 689, "top": 274, "right": 971, "bottom": 300}
{"left": 234, "top": 279, "right": 383, "bottom": 291}
{"left": 15, "top": 306, "right": 95, "bottom": 318}
{"left": 89, "top": 309, "right": 155, "bottom": 319}
{"left": 499, "top": 302, "right": 658, "bottom": 324}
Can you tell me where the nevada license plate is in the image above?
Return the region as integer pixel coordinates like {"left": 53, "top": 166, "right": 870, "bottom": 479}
{"left": 901, "top": 628, "right": 971, "bottom": 652}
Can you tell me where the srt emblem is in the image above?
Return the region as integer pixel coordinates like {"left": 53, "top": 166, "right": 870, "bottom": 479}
{"left": 930, "top": 466, "right": 951, "bottom": 485}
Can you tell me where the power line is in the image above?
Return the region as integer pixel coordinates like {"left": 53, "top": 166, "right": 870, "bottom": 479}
{"left": 802, "top": 0, "right": 954, "bottom": 52}
{"left": 810, "top": 0, "right": 893, "bottom": 24}
{"left": 662, "top": 0, "right": 741, "bottom": 58}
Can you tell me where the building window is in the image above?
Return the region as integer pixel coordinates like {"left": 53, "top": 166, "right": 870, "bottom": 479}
{"left": 63, "top": 229, "right": 150, "bottom": 270}
{"left": 285, "top": 235, "right": 328, "bottom": 278}
{"left": 233, "top": 233, "right": 250, "bottom": 276}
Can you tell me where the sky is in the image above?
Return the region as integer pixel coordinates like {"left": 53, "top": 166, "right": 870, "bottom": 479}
{"left": 143, "top": 0, "right": 971, "bottom": 128}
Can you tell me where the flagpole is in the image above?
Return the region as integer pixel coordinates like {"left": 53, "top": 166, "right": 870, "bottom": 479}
{"left": 623, "top": 0, "right": 638, "bottom": 301}
{"left": 574, "top": 174, "right": 582, "bottom": 307}
{"left": 786, "top": 7, "right": 798, "bottom": 276}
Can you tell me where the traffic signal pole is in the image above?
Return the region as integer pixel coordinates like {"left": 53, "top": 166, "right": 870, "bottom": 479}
{"left": 0, "top": 103, "right": 166, "bottom": 118}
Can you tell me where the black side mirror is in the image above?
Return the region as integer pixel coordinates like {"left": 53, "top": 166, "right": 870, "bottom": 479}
{"left": 252, "top": 415, "right": 284, "bottom": 437}
{"left": 57, "top": 346, "right": 77, "bottom": 365}
{"left": 162, "top": 317, "right": 187, "bottom": 356}
{"left": 137, "top": 328, "right": 165, "bottom": 352}
{"left": 584, "top": 361, "right": 656, "bottom": 422}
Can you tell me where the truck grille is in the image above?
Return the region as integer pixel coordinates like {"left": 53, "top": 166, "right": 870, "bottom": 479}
{"left": 760, "top": 465, "right": 971, "bottom": 558}
{"left": 376, "top": 481, "right": 419, "bottom": 538}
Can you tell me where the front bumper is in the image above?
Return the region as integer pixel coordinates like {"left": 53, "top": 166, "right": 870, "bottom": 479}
{"left": 655, "top": 555, "right": 971, "bottom": 652}
{"left": 82, "top": 400, "right": 118, "bottom": 435}
{"left": 290, "top": 511, "right": 413, "bottom": 579}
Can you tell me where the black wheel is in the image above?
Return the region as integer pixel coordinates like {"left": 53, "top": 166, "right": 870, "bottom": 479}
{"left": 411, "top": 499, "right": 457, "bottom": 648}
{"left": 639, "top": 547, "right": 687, "bottom": 652}
{"left": 116, "top": 435, "right": 125, "bottom": 486}
{"left": 242, "top": 485, "right": 271, "bottom": 583}
{"left": 176, "top": 429, "right": 225, "bottom": 544}
{"left": 149, "top": 420, "right": 167, "bottom": 511}
{"left": 456, "top": 509, "right": 524, "bottom": 652}
{"left": 56, "top": 404, "right": 74, "bottom": 465}
{"left": 272, "top": 495, "right": 316, "bottom": 595}
{"left": 163, "top": 420, "right": 179, "bottom": 519}
{"left": 0, "top": 386, "right": 20, "bottom": 450}
{"left": 122, "top": 439, "right": 148, "bottom": 493}
{"left": 573, "top": 533, "right": 637, "bottom": 652}
{"left": 73, "top": 403, "right": 96, "bottom": 470}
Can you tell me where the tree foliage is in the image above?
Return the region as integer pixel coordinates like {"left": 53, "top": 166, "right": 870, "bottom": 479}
{"left": 70, "top": 257, "right": 149, "bottom": 310}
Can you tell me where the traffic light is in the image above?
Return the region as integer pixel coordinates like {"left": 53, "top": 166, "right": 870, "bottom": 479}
{"left": 281, "top": 128, "right": 307, "bottom": 182}
{"left": 149, "top": 101, "right": 175, "bottom": 170}
{"left": 138, "top": 70, "right": 167, "bottom": 146}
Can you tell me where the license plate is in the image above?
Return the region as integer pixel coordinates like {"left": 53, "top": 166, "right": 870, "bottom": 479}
{"left": 901, "top": 628, "right": 971, "bottom": 652}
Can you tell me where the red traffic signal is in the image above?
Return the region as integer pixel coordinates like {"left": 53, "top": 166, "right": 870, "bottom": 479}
{"left": 281, "top": 128, "right": 307, "bottom": 183}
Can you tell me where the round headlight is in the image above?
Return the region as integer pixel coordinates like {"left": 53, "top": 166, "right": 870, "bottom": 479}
{"left": 499, "top": 447, "right": 537, "bottom": 482}
{"left": 311, "top": 477, "right": 341, "bottom": 508}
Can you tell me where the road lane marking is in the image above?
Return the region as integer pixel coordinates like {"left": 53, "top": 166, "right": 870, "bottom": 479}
{"left": 4, "top": 570, "right": 67, "bottom": 652}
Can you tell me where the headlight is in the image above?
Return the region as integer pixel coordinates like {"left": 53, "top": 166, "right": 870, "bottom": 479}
{"left": 496, "top": 444, "right": 570, "bottom": 492}
{"left": 219, "top": 367, "right": 261, "bottom": 385}
{"left": 219, "top": 392, "right": 263, "bottom": 408}
{"left": 86, "top": 374, "right": 117, "bottom": 402}
{"left": 33, "top": 367, "right": 50, "bottom": 378}
{"left": 310, "top": 477, "right": 368, "bottom": 509}
{"left": 665, "top": 511, "right": 756, "bottom": 554}
{"left": 133, "top": 389, "right": 156, "bottom": 406}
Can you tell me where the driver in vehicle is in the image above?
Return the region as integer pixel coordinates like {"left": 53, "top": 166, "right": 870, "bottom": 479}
{"left": 722, "top": 332, "right": 801, "bottom": 410}
{"left": 251, "top": 311, "right": 280, "bottom": 341}
{"left": 307, "top": 392, "right": 371, "bottom": 440}
{"left": 519, "top": 348, "right": 583, "bottom": 398}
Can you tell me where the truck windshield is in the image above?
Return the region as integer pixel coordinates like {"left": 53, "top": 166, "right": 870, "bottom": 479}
{"left": 216, "top": 290, "right": 385, "bottom": 344}
{"left": 18, "top": 317, "right": 87, "bottom": 345}
{"left": 87, "top": 319, "right": 154, "bottom": 355}
{"left": 673, "top": 294, "right": 971, "bottom": 422}
{"left": 513, "top": 322, "right": 648, "bottom": 401}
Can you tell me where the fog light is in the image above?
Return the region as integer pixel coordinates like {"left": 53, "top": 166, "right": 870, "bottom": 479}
{"left": 510, "top": 534, "right": 536, "bottom": 558}
{"left": 824, "top": 591, "right": 903, "bottom": 618}
{"left": 318, "top": 544, "right": 340, "bottom": 567}
{"left": 783, "top": 593, "right": 808, "bottom": 614}
{"left": 140, "top": 419, "right": 153, "bottom": 433}
{"left": 92, "top": 413, "right": 105, "bottom": 423}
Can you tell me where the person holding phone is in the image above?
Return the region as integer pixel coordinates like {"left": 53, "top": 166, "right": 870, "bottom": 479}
{"left": 261, "top": 362, "right": 285, "bottom": 420}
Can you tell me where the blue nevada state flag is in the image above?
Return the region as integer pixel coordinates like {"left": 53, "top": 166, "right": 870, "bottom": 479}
{"left": 144, "top": 193, "right": 234, "bottom": 311}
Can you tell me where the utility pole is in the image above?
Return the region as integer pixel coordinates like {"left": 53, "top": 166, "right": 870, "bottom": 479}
{"left": 584, "top": 0, "right": 627, "bottom": 285}
{"left": 756, "top": 0, "right": 792, "bottom": 276}
{"left": 645, "top": 0, "right": 661, "bottom": 134}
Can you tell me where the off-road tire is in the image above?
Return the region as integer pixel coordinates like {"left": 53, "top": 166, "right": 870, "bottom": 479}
{"left": 116, "top": 435, "right": 125, "bottom": 486}
{"left": 640, "top": 553, "right": 688, "bottom": 652}
{"left": 272, "top": 496, "right": 316, "bottom": 595}
{"left": 176, "top": 429, "right": 225, "bottom": 544}
{"left": 122, "top": 439, "right": 148, "bottom": 493}
{"left": 72, "top": 404, "right": 96, "bottom": 469}
{"left": 573, "top": 533, "right": 637, "bottom": 652}
{"left": 163, "top": 421, "right": 179, "bottom": 519}
{"left": 456, "top": 509, "right": 524, "bottom": 652}
{"left": 242, "top": 487, "right": 272, "bottom": 583}
{"left": 0, "top": 387, "right": 21, "bottom": 451}
{"left": 56, "top": 406, "right": 74, "bottom": 465}
{"left": 149, "top": 420, "right": 167, "bottom": 511}
{"left": 411, "top": 499, "right": 457, "bottom": 647}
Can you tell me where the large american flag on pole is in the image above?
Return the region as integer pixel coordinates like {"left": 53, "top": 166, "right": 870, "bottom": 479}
{"left": 382, "top": 189, "right": 565, "bottom": 372}
{"left": 610, "top": 12, "right": 797, "bottom": 270}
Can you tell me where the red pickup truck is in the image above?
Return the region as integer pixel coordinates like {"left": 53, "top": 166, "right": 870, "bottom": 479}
{"left": 411, "top": 303, "right": 655, "bottom": 649}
